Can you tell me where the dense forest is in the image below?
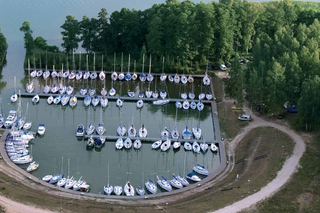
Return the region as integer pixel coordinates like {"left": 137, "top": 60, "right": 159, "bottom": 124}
{"left": 20, "top": 0, "right": 320, "bottom": 130}
{"left": 0, "top": 25, "right": 7, "bottom": 68}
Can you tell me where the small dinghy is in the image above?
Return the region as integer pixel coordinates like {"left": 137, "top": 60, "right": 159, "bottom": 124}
{"left": 161, "top": 139, "right": 171, "bottom": 152}
{"left": 69, "top": 95, "right": 77, "bottom": 107}
{"left": 87, "top": 136, "right": 94, "bottom": 148}
{"left": 151, "top": 140, "right": 162, "bottom": 149}
{"left": 192, "top": 141, "right": 200, "bottom": 153}
{"left": 100, "top": 96, "right": 108, "bottom": 108}
{"left": 145, "top": 179, "right": 157, "bottom": 194}
{"left": 86, "top": 122, "right": 95, "bottom": 135}
{"left": 197, "top": 101, "right": 204, "bottom": 111}
{"left": 124, "top": 138, "right": 132, "bottom": 149}
{"left": 84, "top": 95, "right": 91, "bottom": 107}
{"left": 90, "top": 71, "right": 97, "bottom": 80}
{"left": 109, "top": 87, "right": 116, "bottom": 96}
{"left": 200, "top": 142, "right": 208, "bottom": 152}
{"left": 139, "top": 125, "right": 147, "bottom": 138}
{"left": 174, "top": 174, "right": 189, "bottom": 186}
{"left": 199, "top": 93, "right": 205, "bottom": 100}
{"left": 132, "top": 73, "right": 138, "bottom": 81}
{"left": 37, "top": 124, "right": 46, "bottom": 135}
{"left": 174, "top": 74, "right": 180, "bottom": 83}
{"left": 188, "top": 93, "right": 195, "bottom": 100}
{"left": 111, "top": 71, "right": 118, "bottom": 81}
{"left": 117, "top": 125, "right": 127, "bottom": 136}
{"left": 92, "top": 96, "right": 100, "bottom": 107}
{"left": 27, "top": 161, "right": 39, "bottom": 172}
{"left": 160, "top": 90, "right": 167, "bottom": 99}
{"left": 188, "top": 75, "right": 194, "bottom": 83}
{"left": 171, "top": 129, "right": 180, "bottom": 140}
{"left": 124, "top": 181, "right": 135, "bottom": 196}
{"left": 181, "top": 75, "right": 188, "bottom": 84}
{"left": 37, "top": 69, "right": 43, "bottom": 77}
{"left": 192, "top": 126, "right": 202, "bottom": 140}
{"left": 170, "top": 176, "right": 183, "bottom": 189}
{"left": 153, "top": 99, "right": 170, "bottom": 105}
{"left": 89, "top": 87, "right": 96, "bottom": 96}
{"left": 100, "top": 88, "right": 107, "bottom": 96}
{"left": 118, "top": 72, "right": 125, "bottom": 81}
{"left": 115, "top": 138, "right": 124, "bottom": 150}
{"left": 32, "top": 94, "right": 40, "bottom": 104}
{"left": 76, "top": 71, "right": 83, "bottom": 80}
{"left": 133, "top": 140, "right": 142, "bottom": 149}
{"left": 53, "top": 95, "right": 61, "bottom": 105}
{"left": 42, "top": 175, "right": 53, "bottom": 182}
{"left": 116, "top": 98, "right": 123, "bottom": 107}
{"left": 211, "top": 143, "right": 218, "bottom": 152}
{"left": 137, "top": 99, "right": 144, "bottom": 108}
{"left": 183, "top": 100, "right": 190, "bottom": 109}
{"left": 168, "top": 75, "right": 174, "bottom": 82}
{"left": 99, "top": 71, "right": 105, "bottom": 81}
{"left": 114, "top": 185, "right": 123, "bottom": 196}
{"left": 190, "top": 101, "right": 197, "bottom": 110}
{"left": 173, "top": 141, "right": 181, "bottom": 149}
{"left": 206, "top": 93, "right": 213, "bottom": 100}
{"left": 157, "top": 176, "right": 172, "bottom": 192}
{"left": 161, "top": 127, "right": 170, "bottom": 139}
{"left": 83, "top": 71, "right": 90, "bottom": 80}
{"left": 182, "top": 126, "right": 192, "bottom": 139}
{"left": 68, "top": 71, "right": 76, "bottom": 80}
{"left": 104, "top": 184, "right": 113, "bottom": 195}
{"left": 203, "top": 74, "right": 211, "bottom": 86}
{"left": 186, "top": 172, "right": 201, "bottom": 182}
{"left": 145, "top": 90, "right": 153, "bottom": 98}
{"left": 96, "top": 123, "right": 105, "bottom": 135}
{"left": 193, "top": 164, "right": 209, "bottom": 176}
{"left": 76, "top": 124, "right": 85, "bottom": 137}
{"left": 127, "top": 91, "right": 135, "bottom": 97}
{"left": 184, "top": 142, "right": 192, "bottom": 151}
{"left": 181, "top": 93, "right": 187, "bottom": 100}
{"left": 66, "top": 86, "right": 74, "bottom": 95}
{"left": 152, "top": 90, "right": 159, "bottom": 99}
{"left": 128, "top": 125, "right": 136, "bottom": 137}
{"left": 47, "top": 96, "right": 54, "bottom": 105}
{"left": 176, "top": 101, "right": 182, "bottom": 109}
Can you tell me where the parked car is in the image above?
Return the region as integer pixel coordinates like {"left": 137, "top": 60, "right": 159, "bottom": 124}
{"left": 220, "top": 64, "right": 227, "bottom": 71}
{"left": 238, "top": 114, "right": 251, "bottom": 121}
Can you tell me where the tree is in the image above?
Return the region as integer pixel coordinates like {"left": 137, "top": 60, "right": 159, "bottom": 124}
{"left": 19, "top": 21, "right": 34, "bottom": 52}
{"left": 34, "top": 36, "right": 47, "bottom": 49}
{"left": 61, "top": 15, "right": 80, "bottom": 53}
{"left": 0, "top": 26, "right": 7, "bottom": 67}
{"left": 96, "top": 8, "right": 110, "bottom": 53}
{"left": 80, "top": 16, "right": 98, "bottom": 53}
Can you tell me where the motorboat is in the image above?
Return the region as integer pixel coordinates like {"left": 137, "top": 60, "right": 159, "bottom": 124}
{"left": 42, "top": 175, "right": 53, "bottom": 182}
{"left": 109, "top": 87, "right": 116, "bottom": 96}
{"left": 139, "top": 125, "right": 147, "bottom": 138}
{"left": 80, "top": 86, "right": 87, "bottom": 96}
{"left": 49, "top": 173, "right": 63, "bottom": 184}
{"left": 151, "top": 140, "right": 162, "bottom": 149}
{"left": 182, "top": 127, "right": 192, "bottom": 139}
{"left": 89, "top": 87, "right": 96, "bottom": 96}
{"left": 47, "top": 96, "right": 54, "bottom": 105}
{"left": 181, "top": 93, "right": 187, "bottom": 100}
{"left": 145, "top": 90, "right": 153, "bottom": 98}
{"left": 53, "top": 95, "right": 61, "bottom": 105}
{"left": 200, "top": 142, "right": 208, "bottom": 152}
{"left": 94, "top": 138, "right": 104, "bottom": 149}
{"left": 153, "top": 99, "right": 170, "bottom": 105}
{"left": 203, "top": 74, "right": 211, "bottom": 86}
{"left": 100, "top": 96, "right": 108, "bottom": 108}
{"left": 111, "top": 71, "right": 118, "bottom": 81}
{"left": 186, "top": 172, "right": 201, "bottom": 182}
{"left": 189, "top": 92, "right": 195, "bottom": 100}
{"left": 11, "top": 92, "right": 18, "bottom": 103}
{"left": 50, "top": 84, "right": 59, "bottom": 93}
{"left": 84, "top": 95, "right": 91, "bottom": 107}
{"left": 68, "top": 71, "right": 76, "bottom": 80}
{"left": 161, "top": 140, "right": 171, "bottom": 152}
{"left": 139, "top": 72, "right": 146, "bottom": 82}
{"left": 101, "top": 88, "right": 107, "bottom": 96}
{"left": 188, "top": 75, "right": 194, "bottom": 83}
{"left": 87, "top": 136, "right": 94, "bottom": 148}
{"left": 160, "top": 90, "right": 167, "bottom": 99}
{"left": 116, "top": 98, "right": 123, "bottom": 107}
{"left": 69, "top": 95, "right": 77, "bottom": 107}
{"left": 192, "top": 126, "right": 202, "bottom": 140}
{"left": 137, "top": 99, "right": 143, "bottom": 108}
{"left": 175, "top": 101, "right": 182, "bottom": 109}
{"left": 96, "top": 123, "right": 105, "bottom": 135}
{"left": 23, "top": 121, "right": 32, "bottom": 130}
{"left": 161, "top": 127, "right": 170, "bottom": 139}
{"left": 192, "top": 141, "right": 200, "bottom": 153}
{"left": 125, "top": 72, "right": 132, "bottom": 81}
{"left": 138, "top": 92, "right": 144, "bottom": 98}
{"left": 181, "top": 75, "right": 188, "bottom": 84}
{"left": 115, "top": 138, "right": 124, "bottom": 150}
{"left": 127, "top": 91, "right": 135, "bottom": 97}
{"left": 183, "top": 100, "right": 190, "bottom": 110}
{"left": 174, "top": 174, "right": 189, "bottom": 186}
{"left": 86, "top": 122, "right": 95, "bottom": 135}
{"left": 99, "top": 71, "right": 105, "bottom": 81}
{"left": 173, "top": 141, "right": 181, "bottom": 149}
{"left": 170, "top": 176, "right": 183, "bottom": 189}
{"left": 199, "top": 93, "right": 205, "bottom": 100}
{"left": 168, "top": 75, "right": 174, "bottom": 82}
{"left": 128, "top": 125, "right": 136, "bottom": 137}
{"left": 206, "top": 93, "right": 213, "bottom": 100}
{"left": 76, "top": 124, "right": 84, "bottom": 137}
{"left": 171, "top": 129, "right": 179, "bottom": 140}
{"left": 133, "top": 140, "right": 142, "bottom": 149}
{"left": 59, "top": 85, "right": 66, "bottom": 94}
{"left": 11, "top": 155, "right": 33, "bottom": 164}
{"left": 83, "top": 71, "right": 90, "bottom": 80}
{"left": 174, "top": 74, "right": 180, "bottom": 83}
{"left": 32, "top": 94, "right": 40, "bottom": 104}
{"left": 152, "top": 90, "right": 159, "bottom": 99}
{"left": 184, "top": 142, "right": 192, "bottom": 151}
{"left": 193, "top": 164, "right": 209, "bottom": 176}
{"left": 190, "top": 101, "right": 197, "bottom": 110}
{"left": 211, "top": 143, "right": 218, "bottom": 152}
{"left": 124, "top": 138, "right": 132, "bottom": 149}
{"left": 43, "top": 70, "right": 50, "bottom": 80}
{"left": 66, "top": 86, "right": 74, "bottom": 95}
{"left": 37, "top": 124, "right": 46, "bottom": 135}
{"left": 113, "top": 186, "right": 123, "bottom": 196}
{"left": 92, "top": 96, "right": 100, "bottom": 107}
{"left": 145, "top": 179, "right": 157, "bottom": 194}
{"left": 117, "top": 125, "right": 126, "bottom": 136}
{"left": 118, "top": 72, "right": 125, "bottom": 81}
{"left": 104, "top": 184, "right": 113, "bottom": 195}
{"left": 37, "top": 69, "right": 43, "bottom": 77}
{"left": 124, "top": 181, "right": 135, "bottom": 196}
{"left": 26, "top": 161, "right": 39, "bottom": 172}
{"left": 197, "top": 101, "right": 204, "bottom": 111}
{"left": 26, "top": 82, "right": 34, "bottom": 93}
{"left": 157, "top": 176, "right": 172, "bottom": 192}
{"left": 90, "top": 71, "right": 97, "bottom": 80}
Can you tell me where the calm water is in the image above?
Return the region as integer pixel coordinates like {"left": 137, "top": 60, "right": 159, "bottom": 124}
{"left": 0, "top": 0, "right": 221, "bottom": 194}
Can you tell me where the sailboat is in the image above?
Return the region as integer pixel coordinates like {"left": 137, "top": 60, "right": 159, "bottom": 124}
{"left": 193, "top": 164, "right": 209, "bottom": 176}
{"left": 147, "top": 55, "right": 154, "bottom": 82}
{"left": 90, "top": 53, "right": 97, "bottom": 80}
{"left": 133, "top": 140, "right": 142, "bottom": 149}
{"left": 100, "top": 96, "right": 108, "bottom": 108}
{"left": 182, "top": 126, "right": 192, "bottom": 140}
{"left": 139, "top": 54, "right": 146, "bottom": 82}
{"left": 86, "top": 107, "right": 95, "bottom": 135}
{"left": 157, "top": 176, "right": 172, "bottom": 192}
{"left": 132, "top": 60, "right": 138, "bottom": 80}
{"left": 124, "top": 181, "right": 135, "bottom": 196}
{"left": 115, "top": 137, "right": 124, "bottom": 150}
{"left": 118, "top": 52, "right": 125, "bottom": 80}
{"left": 128, "top": 124, "right": 136, "bottom": 137}
{"left": 84, "top": 95, "right": 91, "bottom": 107}
{"left": 83, "top": 55, "right": 90, "bottom": 80}
{"left": 192, "top": 141, "right": 200, "bottom": 153}
{"left": 117, "top": 105, "right": 126, "bottom": 136}
{"left": 87, "top": 136, "right": 94, "bottom": 148}
{"left": 100, "top": 57, "right": 108, "bottom": 96}
{"left": 160, "top": 57, "right": 167, "bottom": 81}
{"left": 183, "top": 100, "right": 190, "bottom": 110}
{"left": 170, "top": 175, "right": 183, "bottom": 189}
{"left": 136, "top": 172, "right": 145, "bottom": 196}
{"left": 192, "top": 124, "right": 202, "bottom": 140}
{"left": 206, "top": 92, "right": 213, "bottom": 100}
{"left": 197, "top": 100, "right": 204, "bottom": 111}
{"left": 111, "top": 52, "right": 118, "bottom": 81}
{"left": 23, "top": 103, "right": 32, "bottom": 130}
{"left": 124, "top": 138, "right": 132, "bottom": 149}
{"left": 137, "top": 99, "right": 143, "bottom": 108}
{"left": 26, "top": 59, "right": 34, "bottom": 93}
{"left": 184, "top": 142, "right": 192, "bottom": 151}
{"left": 173, "top": 141, "right": 181, "bottom": 149}
{"left": 27, "top": 161, "right": 39, "bottom": 172}
{"left": 181, "top": 63, "right": 188, "bottom": 84}
{"left": 200, "top": 142, "right": 208, "bottom": 152}
{"left": 92, "top": 95, "right": 100, "bottom": 107}
{"left": 37, "top": 56, "right": 43, "bottom": 77}
{"left": 125, "top": 54, "right": 132, "bottom": 81}
{"left": 69, "top": 95, "right": 77, "bottom": 107}
{"left": 99, "top": 55, "right": 106, "bottom": 81}
{"left": 203, "top": 61, "right": 211, "bottom": 86}
{"left": 175, "top": 153, "right": 189, "bottom": 186}
{"left": 53, "top": 95, "right": 61, "bottom": 105}
{"left": 11, "top": 76, "right": 18, "bottom": 103}
{"left": 211, "top": 143, "right": 218, "bottom": 152}
{"left": 139, "top": 124, "right": 147, "bottom": 138}
{"left": 104, "top": 163, "right": 113, "bottom": 195}
{"left": 145, "top": 179, "right": 157, "bottom": 194}
{"left": 151, "top": 140, "right": 162, "bottom": 149}
{"left": 32, "top": 94, "right": 40, "bottom": 104}
{"left": 171, "top": 105, "right": 180, "bottom": 140}
{"left": 76, "top": 52, "right": 83, "bottom": 80}
{"left": 161, "top": 127, "right": 170, "bottom": 139}
{"left": 96, "top": 108, "right": 105, "bottom": 135}
{"left": 161, "top": 139, "right": 171, "bottom": 152}
{"left": 30, "top": 58, "right": 37, "bottom": 78}
{"left": 47, "top": 96, "right": 54, "bottom": 105}
{"left": 113, "top": 185, "right": 123, "bottom": 196}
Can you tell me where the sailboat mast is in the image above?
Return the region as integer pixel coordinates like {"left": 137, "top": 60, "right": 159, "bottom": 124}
{"left": 28, "top": 59, "right": 31, "bottom": 83}
{"left": 86, "top": 55, "right": 89, "bottom": 71}
{"left": 93, "top": 52, "right": 96, "bottom": 71}
{"left": 121, "top": 52, "right": 123, "bottom": 73}
{"left": 142, "top": 54, "right": 145, "bottom": 73}
{"left": 128, "top": 54, "right": 130, "bottom": 73}
{"left": 66, "top": 55, "right": 69, "bottom": 70}
{"left": 79, "top": 51, "right": 81, "bottom": 71}
{"left": 149, "top": 55, "right": 152, "bottom": 74}
{"left": 162, "top": 56, "right": 165, "bottom": 74}
{"left": 72, "top": 49, "right": 75, "bottom": 71}
{"left": 101, "top": 55, "right": 104, "bottom": 71}
{"left": 134, "top": 60, "right": 136, "bottom": 73}
{"left": 113, "top": 52, "right": 116, "bottom": 71}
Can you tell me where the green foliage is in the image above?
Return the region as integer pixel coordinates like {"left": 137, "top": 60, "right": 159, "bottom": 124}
{"left": 61, "top": 15, "right": 80, "bottom": 53}
{"left": 34, "top": 36, "right": 47, "bottom": 49}
{"left": 0, "top": 27, "right": 7, "bottom": 67}
{"left": 19, "top": 21, "right": 34, "bottom": 53}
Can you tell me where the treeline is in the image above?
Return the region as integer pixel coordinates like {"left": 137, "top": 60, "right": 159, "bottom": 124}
{"left": 0, "top": 25, "right": 7, "bottom": 68}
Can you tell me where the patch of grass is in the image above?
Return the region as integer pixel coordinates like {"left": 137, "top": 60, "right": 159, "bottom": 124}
{"left": 217, "top": 101, "right": 248, "bottom": 139}
{"left": 0, "top": 130, "right": 4, "bottom": 135}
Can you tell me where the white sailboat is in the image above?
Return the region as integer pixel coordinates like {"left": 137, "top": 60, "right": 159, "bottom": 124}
{"left": 139, "top": 54, "right": 146, "bottom": 82}
{"left": 151, "top": 140, "right": 162, "bottom": 149}
{"left": 157, "top": 176, "right": 172, "bottom": 192}
{"left": 26, "top": 59, "right": 34, "bottom": 93}
{"left": 137, "top": 99, "right": 143, "bottom": 108}
{"left": 104, "top": 163, "right": 113, "bottom": 195}
{"left": 10, "top": 76, "right": 18, "bottom": 103}
{"left": 193, "top": 164, "right": 209, "bottom": 176}
{"left": 138, "top": 124, "right": 147, "bottom": 138}
{"left": 160, "top": 57, "right": 167, "bottom": 81}
{"left": 124, "top": 138, "right": 132, "bottom": 149}
{"left": 124, "top": 181, "right": 135, "bottom": 196}
{"left": 192, "top": 141, "right": 200, "bottom": 153}
{"left": 147, "top": 55, "right": 154, "bottom": 82}
{"left": 136, "top": 172, "right": 145, "bottom": 196}
{"left": 145, "top": 179, "right": 157, "bottom": 194}
{"left": 161, "top": 139, "right": 171, "bottom": 152}
{"left": 125, "top": 54, "right": 132, "bottom": 81}
{"left": 118, "top": 52, "right": 125, "bottom": 80}
{"left": 115, "top": 137, "right": 124, "bottom": 150}
{"left": 211, "top": 143, "right": 218, "bottom": 152}
{"left": 203, "top": 61, "right": 211, "bottom": 86}
{"left": 133, "top": 140, "right": 142, "bottom": 149}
